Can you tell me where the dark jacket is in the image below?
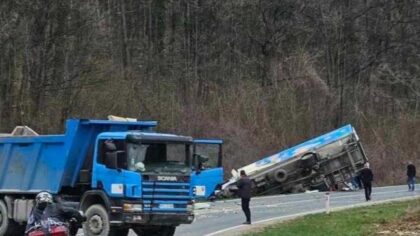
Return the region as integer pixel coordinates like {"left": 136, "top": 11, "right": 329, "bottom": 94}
{"left": 407, "top": 164, "right": 416, "bottom": 178}
{"left": 237, "top": 176, "right": 252, "bottom": 199}
{"left": 26, "top": 202, "right": 83, "bottom": 232}
{"left": 359, "top": 168, "right": 374, "bottom": 184}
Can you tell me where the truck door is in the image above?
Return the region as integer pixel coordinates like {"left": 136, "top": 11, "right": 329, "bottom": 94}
{"left": 93, "top": 139, "right": 141, "bottom": 198}
{"left": 191, "top": 139, "right": 223, "bottom": 199}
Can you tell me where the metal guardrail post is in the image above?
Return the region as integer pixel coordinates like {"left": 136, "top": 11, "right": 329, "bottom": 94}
{"left": 325, "top": 192, "right": 331, "bottom": 214}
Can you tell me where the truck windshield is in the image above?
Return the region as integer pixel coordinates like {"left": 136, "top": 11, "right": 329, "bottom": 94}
{"left": 127, "top": 142, "right": 191, "bottom": 174}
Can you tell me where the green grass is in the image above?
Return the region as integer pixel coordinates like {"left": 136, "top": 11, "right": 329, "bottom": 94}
{"left": 247, "top": 199, "right": 420, "bottom": 236}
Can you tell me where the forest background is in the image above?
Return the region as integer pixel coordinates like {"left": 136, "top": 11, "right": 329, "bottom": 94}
{"left": 1, "top": 0, "right": 419, "bottom": 185}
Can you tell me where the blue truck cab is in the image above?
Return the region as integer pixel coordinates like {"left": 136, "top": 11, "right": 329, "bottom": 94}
{"left": 0, "top": 119, "right": 195, "bottom": 236}
{"left": 191, "top": 139, "right": 224, "bottom": 200}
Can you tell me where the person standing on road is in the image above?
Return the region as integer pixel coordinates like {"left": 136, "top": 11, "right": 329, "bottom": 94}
{"left": 407, "top": 161, "right": 416, "bottom": 191}
{"left": 359, "top": 163, "right": 374, "bottom": 201}
{"left": 237, "top": 170, "right": 252, "bottom": 224}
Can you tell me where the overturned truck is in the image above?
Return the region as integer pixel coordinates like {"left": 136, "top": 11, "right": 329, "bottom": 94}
{"left": 222, "top": 125, "right": 368, "bottom": 196}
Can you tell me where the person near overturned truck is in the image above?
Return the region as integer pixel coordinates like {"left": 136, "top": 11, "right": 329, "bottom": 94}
{"left": 237, "top": 170, "right": 252, "bottom": 224}
{"left": 359, "top": 162, "right": 374, "bottom": 201}
{"left": 407, "top": 161, "right": 416, "bottom": 191}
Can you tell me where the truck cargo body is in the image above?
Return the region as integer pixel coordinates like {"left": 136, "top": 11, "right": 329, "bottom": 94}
{"left": 0, "top": 119, "right": 194, "bottom": 236}
{"left": 0, "top": 119, "right": 156, "bottom": 193}
{"left": 223, "top": 125, "right": 368, "bottom": 195}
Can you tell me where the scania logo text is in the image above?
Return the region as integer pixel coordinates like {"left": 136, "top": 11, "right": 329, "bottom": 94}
{"left": 157, "top": 176, "right": 177, "bottom": 181}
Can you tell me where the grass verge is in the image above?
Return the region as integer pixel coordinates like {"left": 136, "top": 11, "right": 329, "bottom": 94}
{"left": 246, "top": 198, "right": 420, "bottom": 236}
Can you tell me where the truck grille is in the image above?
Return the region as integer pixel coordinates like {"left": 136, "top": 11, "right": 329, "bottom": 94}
{"left": 142, "top": 181, "right": 191, "bottom": 213}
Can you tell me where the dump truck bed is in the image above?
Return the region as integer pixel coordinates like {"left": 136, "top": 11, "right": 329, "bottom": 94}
{"left": 0, "top": 119, "right": 156, "bottom": 194}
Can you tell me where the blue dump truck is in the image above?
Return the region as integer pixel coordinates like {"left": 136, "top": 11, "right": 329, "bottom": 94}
{"left": 191, "top": 139, "right": 224, "bottom": 200}
{"left": 222, "top": 124, "right": 368, "bottom": 196}
{"left": 0, "top": 119, "right": 195, "bottom": 236}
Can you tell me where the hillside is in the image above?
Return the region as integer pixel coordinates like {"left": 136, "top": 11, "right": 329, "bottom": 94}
{"left": 1, "top": 0, "right": 419, "bottom": 185}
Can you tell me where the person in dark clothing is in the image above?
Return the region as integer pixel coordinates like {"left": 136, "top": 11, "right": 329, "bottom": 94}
{"left": 407, "top": 161, "right": 416, "bottom": 191}
{"left": 237, "top": 170, "right": 252, "bottom": 224}
{"left": 26, "top": 192, "right": 85, "bottom": 235}
{"left": 359, "top": 163, "right": 374, "bottom": 201}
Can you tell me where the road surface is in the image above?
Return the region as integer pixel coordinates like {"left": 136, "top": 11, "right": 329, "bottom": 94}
{"left": 175, "top": 184, "right": 419, "bottom": 236}
{"left": 78, "top": 184, "right": 419, "bottom": 236}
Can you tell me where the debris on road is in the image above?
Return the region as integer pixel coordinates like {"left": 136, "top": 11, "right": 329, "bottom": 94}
{"left": 195, "top": 203, "right": 211, "bottom": 210}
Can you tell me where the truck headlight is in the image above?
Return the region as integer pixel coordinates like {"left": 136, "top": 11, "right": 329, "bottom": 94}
{"left": 123, "top": 203, "right": 143, "bottom": 212}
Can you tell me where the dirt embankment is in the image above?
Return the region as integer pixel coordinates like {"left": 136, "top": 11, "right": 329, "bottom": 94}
{"left": 376, "top": 205, "right": 420, "bottom": 236}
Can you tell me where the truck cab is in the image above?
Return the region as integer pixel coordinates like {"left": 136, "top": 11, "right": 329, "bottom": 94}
{"left": 191, "top": 139, "right": 224, "bottom": 200}
{"left": 84, "top": 132, "right": 195, "bottom": 235}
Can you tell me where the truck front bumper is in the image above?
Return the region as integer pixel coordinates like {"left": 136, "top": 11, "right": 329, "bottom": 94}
{"left": 111, "top": 212, "right": 194, "bottom": 226}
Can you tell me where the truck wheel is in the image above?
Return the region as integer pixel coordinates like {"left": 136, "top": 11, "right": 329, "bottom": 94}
{"left": 83, "top": 204, "right": 110, "bottom": 236}
{"left": 0, "top": 200, "right": 24, "bottom": 236}
{"left": 301, "top": 168, "right": 312, "bottom": 177}
{"left": 133, "top": 226, "right": 176, "bottom": 236}
{"left": 300, "top": 153, "right": 317, "bottom": 168}
{"left": 273, "top": 169, "right": 288, "bottom": 183}
{"left": 311, "top": 181, "right": 329, "bottom": 191}
{"left": 0, "top": 200, "right": 9, "bottom": 235}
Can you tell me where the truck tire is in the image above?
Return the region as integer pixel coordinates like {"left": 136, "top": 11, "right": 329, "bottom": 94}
{"left": 300, "top": 153, "right": 317, "bottom": 168}
{"left": 0, "top": 200, "right": 9, "bottom": 235}
{"left": 133, "top": 226, "right": 176, "bottom": 236}
{"left": 273, "top": 169, "right": 288, "bottom": 183}
{"left": 83, "top": 204, "right": 110, "bottom": 236}
{"left": 310, "top": 181, "right": 329, "bottom": 191}
{"left": 0, "top": 200, "right": 24, "bottom": 236}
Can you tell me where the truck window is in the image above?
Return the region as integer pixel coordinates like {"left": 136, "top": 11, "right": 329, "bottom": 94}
{"left": 98, "top": 139, "right": 126, "bottom": 167}
{"left": 194, "top": 144, "right": 219, "bottom": 168}
{"left": 127, "top": 143, "right": 147, "bottom": 171}
{"left": 127, "top": 142, "right": 191, "bottom": 174}
{"left": 166, "top": 144, "right": 188, "bottom": 163}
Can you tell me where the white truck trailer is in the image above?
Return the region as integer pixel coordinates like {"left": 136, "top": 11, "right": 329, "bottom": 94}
{"left": 222, "top": 125, "right": 368, "bottom": 196}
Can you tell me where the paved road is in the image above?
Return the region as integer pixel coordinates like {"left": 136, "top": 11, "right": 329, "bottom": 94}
{"left": 175, "top": 184, "right": 419, "bottom": 236}
{"left": 78, "top": 185, "right": 419, "bottom": 236}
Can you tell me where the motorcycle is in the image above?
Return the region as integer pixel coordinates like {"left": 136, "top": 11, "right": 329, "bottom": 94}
{"left": 27, "top": 225, "right": 69, "bottom": 236}
{"left": 26, "top": 215, "right": 84, "bottom": 236}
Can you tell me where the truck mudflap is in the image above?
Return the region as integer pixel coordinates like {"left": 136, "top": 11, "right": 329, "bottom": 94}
{"left": 110, "top": 212, "right": 194, "bottom": 226}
